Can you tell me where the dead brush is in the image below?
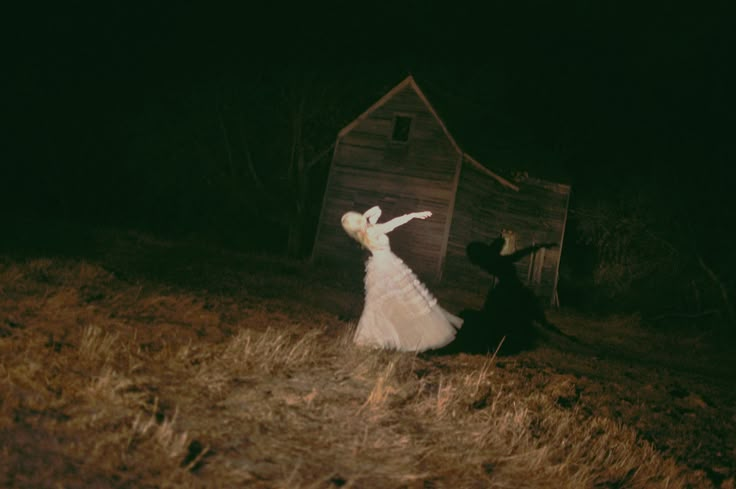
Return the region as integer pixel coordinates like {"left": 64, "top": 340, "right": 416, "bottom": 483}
{"left": 0, "top": 249, "right": 721, "bottom": 488}
{"left": 544, "top": 413, "right": 688, "bottom": 487}
{"left": 0, "top": 357, "right": 52, "bottom": 420}
{"left": 25, "top": 257, "right": 55, "bottom": 278}
{"left": 404, "top": 355, "right": 496, "bottom": 421}
{"left": 79, "top": 324, "right": 120, "bottom": 364}
{"left": 219, "top": 326, "right": 324, "bottom": 373}
{"left": 0, "top": 325, "right": 199, "bottom": 487}
{"left": 134, "top": 292, "right": 220, "bottom": 327}
{"left": 359, "top": 358, "right": 401, "bottom": 412}
{"left": 76, "top": 402, "right": 204, "bottom": 488}
{"left": 0, "top": 258, "right": 67, "bottom": 298}
{"left": 412, "top": 374, "right": 474, "bottom": 421}
{"left": 441, "top": 390, "right": 692, "bottom": 488}
{"left": 182, "top": 326, "right": 327, "bottom": 396}
{"left": 85, "top": 367, "right": 146, "bottom": 408}
{"left": 0, "top": 260, "right": 26, "bottom": 293}
{"left": 75, "top": 260, "right": 115, "bottom": 285}
{"left": 128, "top": 406, "right": 190, "bottom": 461}
{"left": 459, "top": 355, "right": 497, "bottom": 399}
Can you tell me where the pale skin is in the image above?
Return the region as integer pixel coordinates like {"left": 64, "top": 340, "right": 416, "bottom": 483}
{"left": 369, "top": 208, "right": 432, "bottom": 235}
{"left": 341, "top": 206, "right": 432, "bottom": 248}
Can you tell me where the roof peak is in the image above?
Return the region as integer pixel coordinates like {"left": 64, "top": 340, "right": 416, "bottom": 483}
{"left": 337, "top": 74, "right": 518, "bottom": 191}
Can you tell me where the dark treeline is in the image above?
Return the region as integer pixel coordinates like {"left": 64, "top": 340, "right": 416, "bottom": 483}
{"left": 3, "top": 2, "right": 734, "bottom": 326}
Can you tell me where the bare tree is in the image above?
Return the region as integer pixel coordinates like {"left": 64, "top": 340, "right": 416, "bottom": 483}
{"left": 210, "top": 68, "right": 352, "bottom": 256}
{"left": 573, "top": 179, "right": 735, "bottom": 327}
{"left": 122, "top": 67, "right": 381, "bottom": 255}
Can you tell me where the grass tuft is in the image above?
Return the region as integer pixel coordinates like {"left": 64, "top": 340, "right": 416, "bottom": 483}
{"left": 0, "top": 244, "right": 727, "bottom": 488}
{"left": 79, "top": 325, "right": 120, "bottom": 363}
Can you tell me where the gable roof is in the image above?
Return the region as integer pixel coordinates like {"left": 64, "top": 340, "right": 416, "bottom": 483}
{"left": 337, "top": 75, "right": 519, "bottom": 192}
{"left": 464, "top": 153, "right": 519, "bottom": 191}
{"left": 337, "top": 76, "right": 461, "bottom": 153}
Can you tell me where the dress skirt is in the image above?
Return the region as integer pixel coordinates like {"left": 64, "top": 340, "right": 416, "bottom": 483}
{"left": 354, "top": 250, "right": 463, "bottom": 352}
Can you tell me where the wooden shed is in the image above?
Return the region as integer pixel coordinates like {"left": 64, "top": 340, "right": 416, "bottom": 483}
{"left": 311, "top": 75, "right": 570, "bottom": 306}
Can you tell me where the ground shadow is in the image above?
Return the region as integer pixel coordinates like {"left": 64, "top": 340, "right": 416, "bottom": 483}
{"left": 436, "top": 234, "right": 573, "bottom": 356}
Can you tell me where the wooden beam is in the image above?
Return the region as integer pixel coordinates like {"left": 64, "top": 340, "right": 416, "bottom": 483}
{"left": 463, "top": 153, "right": 520, "bottom": 192}
{"left": 337, "top": 75, "right": 463, "bottom": 158}
{"left": 305, "top": 142, "right": 336, "bottom": 170}
{"left": 550, "top": 187, "right": 571, "bottom": 307}
{"left": 407, "top": 77, "right": 463, "bottom": 156}
{"left": 436, "top": 151, "right": 464, "bottom": 281}
{"left": 309, "top": 139, "right": 341, "bottom": 264}
{"left": 338, "top": 76, "right": 414, "bottom": 139}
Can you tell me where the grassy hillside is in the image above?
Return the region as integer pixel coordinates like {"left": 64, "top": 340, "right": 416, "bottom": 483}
{"left": 0, "top": 228, "right": 733, "bottom": 488}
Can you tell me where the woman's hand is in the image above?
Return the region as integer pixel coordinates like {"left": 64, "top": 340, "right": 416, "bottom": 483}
{"left": 413, "top": 211, "right": 432, "bottom": 220}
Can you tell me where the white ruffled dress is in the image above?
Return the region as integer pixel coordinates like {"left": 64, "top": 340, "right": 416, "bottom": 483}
{"left": 354, "top": 229, "right": 462, "bottom": 352}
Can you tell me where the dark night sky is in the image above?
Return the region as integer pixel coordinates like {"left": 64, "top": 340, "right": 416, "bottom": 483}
{"left": 4, "top": 1, "right": 735, "bottom": 248}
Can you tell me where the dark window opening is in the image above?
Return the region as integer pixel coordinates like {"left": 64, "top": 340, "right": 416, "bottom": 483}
{"left": 391, "top": 115, "right": 412, "bottom": 142}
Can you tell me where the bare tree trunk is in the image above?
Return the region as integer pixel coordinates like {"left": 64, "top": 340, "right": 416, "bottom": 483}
{"left": 286, "top": 97, "right": 307, "bottom": 257}
{"left": 231, "top": 107, "right": 268, "bottom": 192}
{"left": 217, "top": 106, "right": 237, "bottom": 181}
{"left": 696, "top": 253, "right": 736, "bottom": 325}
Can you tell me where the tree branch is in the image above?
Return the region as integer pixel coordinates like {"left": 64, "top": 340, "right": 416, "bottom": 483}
{"left": 216, "top": 105, "right": 236, "bottom": 180}
{"left": 305, "top": 142, "right": 336, "bottom": 171}
{"left": 696, "top": 253, "right": 735, "bottom": 324}
{"left": 234, "top": 112, "right": 267, "bottom": 191}
{"left": 648, "top": 309, "right": 720, "bottom": 322}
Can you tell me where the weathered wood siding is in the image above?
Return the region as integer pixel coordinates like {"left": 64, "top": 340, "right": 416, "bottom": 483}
{"left": 312, "top": 85, "right": 461, "bottom": 279}
{"left": 443, "top": 160, "right": 570, "bottom": 305}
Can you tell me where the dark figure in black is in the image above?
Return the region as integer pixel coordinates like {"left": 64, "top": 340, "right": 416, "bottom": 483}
{"left": 444, "top": 230, "right": 576, "bottom": 355}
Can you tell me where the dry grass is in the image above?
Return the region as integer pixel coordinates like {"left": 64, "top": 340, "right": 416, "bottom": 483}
{"left": 0, "top": 251, "right": 728, "bottom": 488}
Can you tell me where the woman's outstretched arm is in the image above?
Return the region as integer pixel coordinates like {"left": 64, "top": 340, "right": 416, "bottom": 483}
{"left": 363, "top": 206, "right": 382, "bottom": 224}
{"left": 373, "top": 211, "right": 432, "bottom": 234}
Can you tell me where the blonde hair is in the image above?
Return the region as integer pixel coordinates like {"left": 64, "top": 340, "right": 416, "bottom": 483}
{"left": 341, "top": 211, "right": 369, "bottom": 247}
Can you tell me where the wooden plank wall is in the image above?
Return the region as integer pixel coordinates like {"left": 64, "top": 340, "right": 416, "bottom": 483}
{"left": 312, "top": 85, "right": 460, "bottom": 279}
{"left": 443, "top": 160, "right": 570, "bottom": 305}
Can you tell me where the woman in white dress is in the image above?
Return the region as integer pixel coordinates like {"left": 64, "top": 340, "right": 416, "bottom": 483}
{"left": 341, "top": 206, "right": 463, "bottom": 352}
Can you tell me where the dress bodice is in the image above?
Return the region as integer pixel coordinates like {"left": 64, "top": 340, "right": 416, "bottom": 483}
{"left": 364, "top": 227, "right": 390, "bottom": 253}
